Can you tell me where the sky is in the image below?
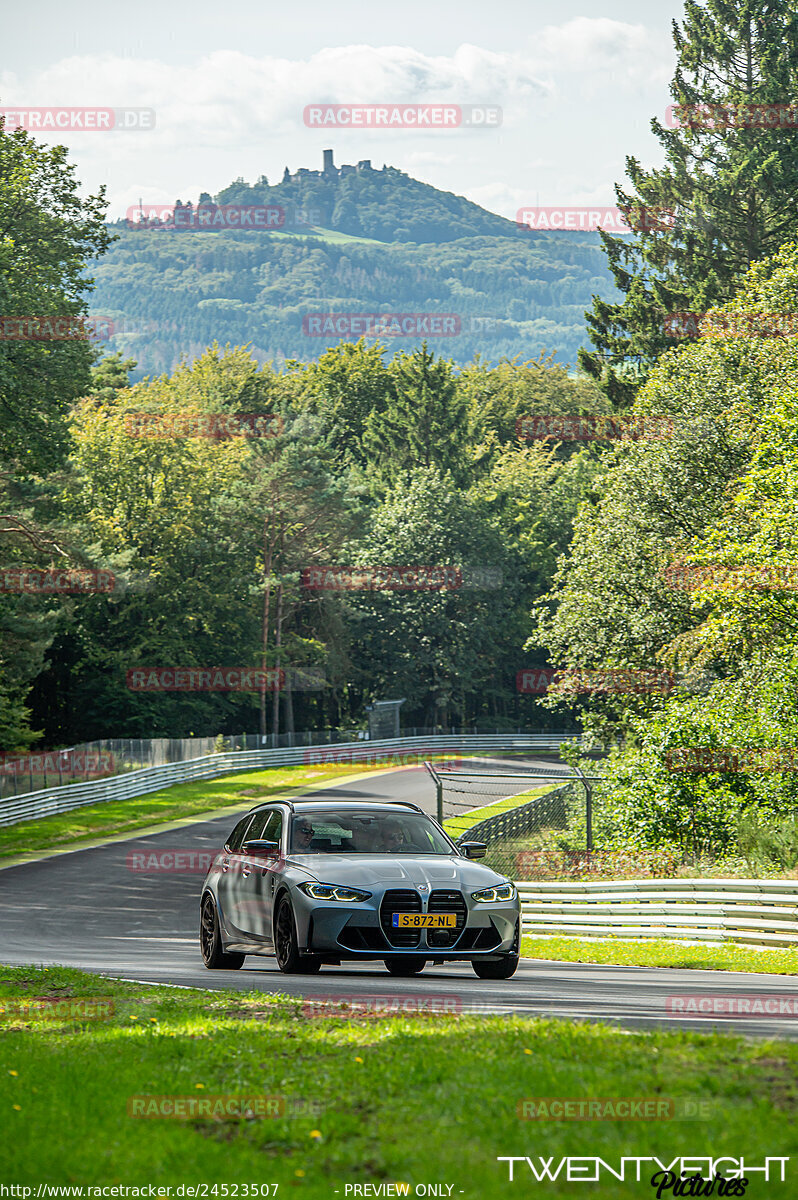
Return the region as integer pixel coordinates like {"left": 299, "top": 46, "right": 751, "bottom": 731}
{"left": 1, "top": 0, "right": 684, "bottom": 222}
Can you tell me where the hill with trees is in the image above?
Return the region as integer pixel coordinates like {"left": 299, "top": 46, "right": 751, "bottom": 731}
{"left": 92, "top": 156, "right": 616, "bottom": 379}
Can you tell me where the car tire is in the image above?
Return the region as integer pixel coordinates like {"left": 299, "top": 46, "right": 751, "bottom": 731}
{"left": 383, "top": 957, "right": 427, "bottom": 976}
{"left": 472, "top": 953, "right": 519, "bottom": 979}
{"left": 472, "top": 919, "right": 520, "bottom": 979}
{"left": 200, "top": 894, "right": 245, "bottom": 970}
{"left": 274, "top": 895, "right": 322, "bottom": 974}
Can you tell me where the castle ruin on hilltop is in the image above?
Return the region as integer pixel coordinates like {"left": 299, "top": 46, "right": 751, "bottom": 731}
{"left": 282, "top": 149, "right": 377, "bottom": 183}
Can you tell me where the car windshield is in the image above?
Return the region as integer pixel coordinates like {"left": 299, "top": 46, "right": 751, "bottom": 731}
{"left": 289, "top": 810, "right": 455, "bottom": 855}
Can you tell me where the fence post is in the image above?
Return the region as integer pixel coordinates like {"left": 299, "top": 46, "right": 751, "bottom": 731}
{"left": 571, "top": 764, "right": 593, "bottom": 852}
{"left": 423, "top": 761, "right": 444, "bottom": 823}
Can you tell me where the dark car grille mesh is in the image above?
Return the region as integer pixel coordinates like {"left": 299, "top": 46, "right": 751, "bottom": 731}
{"left": 380, "top": 889, "right": 422, "bottom": 947}
{"left": 427, "top": 889, "right": 467, "bottom": 948}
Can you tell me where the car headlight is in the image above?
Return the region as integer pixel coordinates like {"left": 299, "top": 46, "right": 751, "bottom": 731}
{"left": 298, "top": 882, "right": 372, "bottom": 902}
{"left": 471, "top": 882, "right": 517, "bottom": 903}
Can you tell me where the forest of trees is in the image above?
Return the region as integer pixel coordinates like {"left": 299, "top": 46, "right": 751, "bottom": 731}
{"left": 93, "top": 217, "right": 613, "bottom": 381}
{"left": 2, "top": 334, "right": 609, "bottom": 746}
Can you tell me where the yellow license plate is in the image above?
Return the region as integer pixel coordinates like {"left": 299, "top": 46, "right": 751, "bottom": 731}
{"left": 392, "top": 913, "right": 456, "bottom": 929}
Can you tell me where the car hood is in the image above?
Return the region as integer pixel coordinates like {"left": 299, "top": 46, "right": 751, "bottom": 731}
{"left": 288, "top": 853, "right": 508, "bottom": 889}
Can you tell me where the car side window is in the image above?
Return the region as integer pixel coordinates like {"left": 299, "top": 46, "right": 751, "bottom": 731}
{"left": 226, "top": 814, "right": 254, "bottom": 852}
{"left": 262, "top": 810, "right": 283, "bottom": 845}
{"left": 244, "top": 810, "right": 272, "bottom": 842}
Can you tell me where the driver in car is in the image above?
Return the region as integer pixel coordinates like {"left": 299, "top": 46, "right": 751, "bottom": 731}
{"left": 292, "top": 819, "right": 317, "bottom": 852}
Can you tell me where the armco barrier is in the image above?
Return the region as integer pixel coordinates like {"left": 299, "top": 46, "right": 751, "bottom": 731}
{"left": 517, "top": 878, "right": 798, "bottom": 948}
{"left": 0, "top": 734, "right": 576, "bottom": 827}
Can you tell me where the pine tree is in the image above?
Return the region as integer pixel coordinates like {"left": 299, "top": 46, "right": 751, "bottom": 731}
{"left": 365, "top": 343, "right": 469, "bottom": 486}
{"left": 580, "top": 0, "right": 798, "bottom": 407}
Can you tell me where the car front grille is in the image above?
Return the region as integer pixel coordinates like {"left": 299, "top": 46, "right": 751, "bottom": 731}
{"left": 426, "top": 889, "right": 467, "bottom": 947}
{"left": 380, "top": 889, "right": 422, "bottom": 947}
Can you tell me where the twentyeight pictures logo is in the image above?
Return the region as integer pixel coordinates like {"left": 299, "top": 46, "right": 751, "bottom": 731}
{"left": 496, "top": 1155, "right": 789, "bottom": 1183}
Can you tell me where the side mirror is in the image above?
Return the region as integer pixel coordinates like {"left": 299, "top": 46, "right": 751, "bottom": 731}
{"left": 459, "top": 841, "right": 487, "bottom": 860}
{"left": 243, "top": 839, "right": 280, "bottom": 857}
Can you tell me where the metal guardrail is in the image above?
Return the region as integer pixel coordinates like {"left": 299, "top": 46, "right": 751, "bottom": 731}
{"left": 517, "top": 879, "right": 798, "bottom": 948}
{"left": 0, "top": 734, "right": 577, "bottom": 827}
{"left": 456, "top": 785, "right": 572, "bottom": 845}
{"left": 0, "top": 726, "right": 576, "bottom": 799}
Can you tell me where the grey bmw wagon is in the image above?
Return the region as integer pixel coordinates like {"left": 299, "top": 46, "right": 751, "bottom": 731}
{"left": 199, "top": 799, "right": 520, "bottom": 978}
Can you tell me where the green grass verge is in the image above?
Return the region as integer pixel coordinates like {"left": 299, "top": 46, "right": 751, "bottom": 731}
{"left": 443, "top": 784, "right": 549, "bottom": 841}
{"left": 1, "top": 965, "right": 795, "bottom": 1195}
{"left": 270, "top": 226, "right": 387, "bottom": 245}
{"left": 0, "top": 761, "right": 426, "bottom": 862}
{"left": 523, "top": 934, "right": 798, "bottom": 975}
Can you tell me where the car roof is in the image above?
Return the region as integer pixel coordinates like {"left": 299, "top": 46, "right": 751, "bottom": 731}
{"left": 247, "top": 799, "right": 426, "bottom": 816}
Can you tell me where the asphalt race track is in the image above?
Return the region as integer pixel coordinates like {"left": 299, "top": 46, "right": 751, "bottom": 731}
{"left": 2, "top": 763, "right": 797, "bottom": 1039}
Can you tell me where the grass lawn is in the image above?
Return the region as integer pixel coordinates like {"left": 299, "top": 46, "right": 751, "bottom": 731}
{"left": 1, "top": 965, "right": 796, "bottom": 1196}
{"left": 270, "top": 227, "right": 387, "bottom": 245}
{"left": 0, "top": 760, "right": 445, "bottom": 863}
{"left": 522, "top": 934, "right": 798, "bottom": 975}
{"left": 443, "top": 784, "right": 550, "bottom": 841}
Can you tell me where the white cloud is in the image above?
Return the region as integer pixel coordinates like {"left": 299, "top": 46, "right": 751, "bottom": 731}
{"left": 4, "top": 44, "right": 549, "bottom": 152}
{"left": 533, "top": 17, "right": 671, "bottom": 85}
{"left": 467, "top": 178, "right": 550, "bottom": 221}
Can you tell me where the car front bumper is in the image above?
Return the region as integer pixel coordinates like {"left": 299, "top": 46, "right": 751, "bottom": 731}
{"left": 292, "top": 886, "right": 520, "bottom": 959}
